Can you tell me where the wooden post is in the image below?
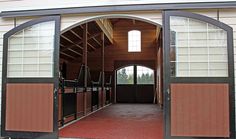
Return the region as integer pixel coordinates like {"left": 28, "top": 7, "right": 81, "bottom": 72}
{"left": 83, "top": 23, "right": 88, "bottom": 115}
{"left": 101, "top": 32, "right": 105, "bottom": 107}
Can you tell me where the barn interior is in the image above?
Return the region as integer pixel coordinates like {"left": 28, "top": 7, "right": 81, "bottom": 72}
{"left": 58, "top": 18, "right": 163, "bottom": 138}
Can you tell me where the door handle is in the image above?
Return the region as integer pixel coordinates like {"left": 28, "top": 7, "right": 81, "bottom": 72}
{"left": 167, "top": 89, "right": 170, "bottom": 101}
{"left": 54, "top": 88, "right": 58, "bottom": 99}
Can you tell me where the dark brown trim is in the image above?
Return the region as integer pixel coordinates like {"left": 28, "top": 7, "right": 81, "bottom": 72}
{"left": 101, "top": 33, "right": 105, "bottom": 107}
{"left": 82, "top": 23, "right": 88, "bottom": 115}
{"left": 1, "top": 1, "right": 236, "bottom": 18}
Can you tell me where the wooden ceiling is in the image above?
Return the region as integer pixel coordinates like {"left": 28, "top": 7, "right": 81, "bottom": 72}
{"left": 60, "top": 20, "right": 113, "bottom": 61}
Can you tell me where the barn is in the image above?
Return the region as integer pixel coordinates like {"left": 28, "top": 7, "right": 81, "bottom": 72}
{"left": 0, "top": 0, "right": 235, "bottom": 139}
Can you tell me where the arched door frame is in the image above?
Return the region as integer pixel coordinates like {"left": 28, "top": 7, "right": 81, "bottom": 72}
{"left": 61, "top": 14, "right": 162, "bottom": 34}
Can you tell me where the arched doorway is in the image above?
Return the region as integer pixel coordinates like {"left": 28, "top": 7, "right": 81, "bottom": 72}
{"left": 116, "top": 65, "right": 155, "bottom": 103}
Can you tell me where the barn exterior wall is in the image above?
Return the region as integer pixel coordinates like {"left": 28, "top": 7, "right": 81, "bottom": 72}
{"left": 0, "top": 6, "right": 235, "bottom": 129}
{"left": 1, "top": 0, "right": 235, "bottom": 12}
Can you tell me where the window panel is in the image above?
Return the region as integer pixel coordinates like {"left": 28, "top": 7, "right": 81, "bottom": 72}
{"left": 23, "top": 58, "right": 38, "bottom": 64}
{"left": 176, "top": 62, "right": 189, "bottom": 70}
{"left": 8, "top": 57, "right": 22, "bottom": 64}
{"left": 190, "top": 55, "right": 208, "bottom": 62}
{"left": 39, "top": 50, "right": 53, "bottom": 57}
{"left": 39, "top": 64, "right": 52, "bottom": 71}
{"left": 7, "top": 21, "right": 55, "bottom": 78}
{"left": 117, "top": 66, "right": 134, "bottom": 84}
{"left": 190, "top": 70, "right": 208, "bottom": 76}
{"left": 8, "top": 71, "right": 22, "bottom": 77}
{"left": 8, "top": 51, "right": 22, "bottom": 58}
{"left": 190, "top": 47, "right": 208, "bottom": 54}
{"left": 23, "top": 64, "right": 38, "bottom": 71}
{"left": 23, "top": 50, "right": 38, "bottom": 57}
{"left": 39, "top": 57, "right": 53, "bottom": 63}
{"left": 24, "top": 44, "right": 38, "bottom": 50}
{"left": 177, "top": 47, "right": 188, "bottom": 54}
{"left": 170, "top": 16, "right": 228, "bottom": 77}
{"left": 190, "top": 63, "right": 208, "bottom": 69}
{"left": 8, "top": 64, "right": 22, "bottom": 71}
{"left": 128, "top": 30, "right": 141, "bottom": 52}
{"left": 137, "top": 66, "right": 154, "bottom": 84}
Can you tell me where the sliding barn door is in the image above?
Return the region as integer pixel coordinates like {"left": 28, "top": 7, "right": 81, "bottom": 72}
{"left": 163, "top": 11, "right": 235, "bottom": 139}
{"left": 1, "top": 16, "right": 60, "bottom": 139}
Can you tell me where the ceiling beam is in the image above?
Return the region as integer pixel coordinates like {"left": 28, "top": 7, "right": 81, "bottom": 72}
{"left": 88, "top": 32, "right": 102, "bottom": 46}
{"left": 88, "top": 43, "right": 96, "bottom": 50}
{"left": 61, "top": 35, "right": 83, "bottom": 49}
{"left": 61, "top": 32, "right": 101, "bottom": 52}
{"left": 95, "top": 19, "right": 113, "bottom": 44}
{"left": 60, "top": 52, "right": 77, "bottom": 60}
{"left": 60, "top": 44, "right": 82, "bottom": 56}
{"left": 68, "top": 48, "right": 82, "bottom": 56}
{"left": 70, "top": 30, "right": 82, "bottom": 39}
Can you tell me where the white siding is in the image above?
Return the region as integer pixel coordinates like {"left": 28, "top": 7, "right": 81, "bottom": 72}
{"left": 219, "top": 9, "right": 236, "bottom": 125}
{"left": 0, "top": 17, "right": 14, "bottom": 124}
{"left": 0, "top": 0, "right": 236, "bottom": 12}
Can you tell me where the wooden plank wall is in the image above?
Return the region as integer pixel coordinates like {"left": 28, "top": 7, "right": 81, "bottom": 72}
{"left": 88, "top": 19, "right": 158, "bottom": 71}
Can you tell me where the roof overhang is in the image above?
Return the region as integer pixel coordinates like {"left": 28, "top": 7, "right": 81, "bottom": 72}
{"left": 1, "top": 1, "right": 236, "bottom": 18}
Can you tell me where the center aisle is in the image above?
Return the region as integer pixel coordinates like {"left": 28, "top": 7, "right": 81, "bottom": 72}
{"left": 59, "top": 104, "right": 163, "bottom": 139}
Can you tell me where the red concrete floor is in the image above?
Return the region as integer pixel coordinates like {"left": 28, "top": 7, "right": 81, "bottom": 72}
{"left": 59, "top": 104, "right": 163, "bottom": 139}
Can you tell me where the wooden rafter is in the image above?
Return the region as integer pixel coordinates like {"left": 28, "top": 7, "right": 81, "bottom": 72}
{"left": 60, "top": 52, "right": 77, "bottom": 60}
{"left": 60, "top": 44, "right": 82, "bottom": 56}
{"left": 61, "top": 35, "right": 83, "bottom": 49}
{"left": 79, "top": 24, "right": 102, "bottom": 48}
{"left": 60, "top": 20, "right": 113, "bottom": 57}
{"left": 88, "top": 32, "right": 102, "bottom": 46}
{"left": 70, "top": 30, "right": 82, "bottom": 39}
{"left": 61, "top": 31, "right": 101, "bottom": 52}
{"left": 88, "top": 43, "right": 96, "bottom": 50}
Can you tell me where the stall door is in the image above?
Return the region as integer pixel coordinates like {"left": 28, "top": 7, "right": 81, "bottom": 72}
{"left": 1, "top": 16, "right": 60, "bottom": 139}
{"left": 163, "top": 11, "right": 235, "bottom": 139}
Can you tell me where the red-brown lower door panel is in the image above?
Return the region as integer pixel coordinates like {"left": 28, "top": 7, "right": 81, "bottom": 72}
{"left": 170, "top": 83, "right": 229, "bottom": 137}
{"left": 6, "top": 83, "right": 54, "bottom": 132}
